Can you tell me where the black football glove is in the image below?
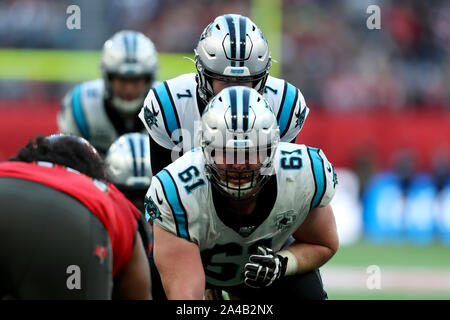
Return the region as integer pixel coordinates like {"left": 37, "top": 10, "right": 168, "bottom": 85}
{"left": 244, "top": 246, "right": 288, "bottom": 288}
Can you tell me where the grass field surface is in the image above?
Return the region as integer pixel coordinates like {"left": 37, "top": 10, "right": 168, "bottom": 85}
{"left": 323, "top": 241, "right": 450, "bottom": 300}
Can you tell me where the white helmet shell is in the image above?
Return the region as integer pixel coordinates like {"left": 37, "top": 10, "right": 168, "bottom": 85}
{"left": 195, "top": 14, "right": 271, "bottom": 104}
{"left": 105, "top": 133, "right": 152, "bottom": 189}
{"left": 101, "top": 30, "right": 159, "bottom": 114}
{"left": 201, "top": 86, "right": 279, "bottom": 200}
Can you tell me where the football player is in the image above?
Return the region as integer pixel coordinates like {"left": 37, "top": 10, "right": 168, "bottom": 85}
{"left": 105, "top": 132, "right": 152, "bottom": 213}
{"left": 0, "top": 134, "right": 151, "bottom": 299}
{"left": 105, "top": 132, "right": 153, "bottom": 254}
{"left": 58, "top": 30, "right": 159, "bottom": 154}
{"left": 139, "top": 14, "right": 309, "bottom": 175}
{"left": 146, "top": 86, "right": 338, "bottom": 300}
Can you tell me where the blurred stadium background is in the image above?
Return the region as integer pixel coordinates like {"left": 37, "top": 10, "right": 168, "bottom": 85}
{"left": 0, "top": 0, "right": 449, "bottom": 299}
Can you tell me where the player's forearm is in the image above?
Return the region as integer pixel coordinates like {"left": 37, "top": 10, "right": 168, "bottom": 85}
{"left": 163, "top": 278, "right": 205, "bottom": 300}
{"left": 281, "top": 242, "right": 338, "bottom": 275}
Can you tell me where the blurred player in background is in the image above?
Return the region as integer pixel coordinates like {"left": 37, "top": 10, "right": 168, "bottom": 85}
{"left": 105, "top": 132, "right": 153, "bottom": 253}
{"left": 0, "top": 134, "right": 151, "bottom": 299}
{"left": 58, "top": 30, "right": 159, "bottom": 155}
{"left": 139, "top": 14, "right": 309, "bottom": 175}
{"left": 146, "top": 87, "right": 338, "bottom": 300}
{"left": 105, "top": 132, "right": 152, "bottom": 213}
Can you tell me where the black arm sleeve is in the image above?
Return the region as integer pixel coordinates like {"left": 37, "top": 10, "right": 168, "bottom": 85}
{"left": 149, "top": 134, "right": 174, "bottom": 175}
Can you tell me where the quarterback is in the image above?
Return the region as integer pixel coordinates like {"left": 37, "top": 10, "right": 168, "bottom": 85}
{"left": 146, "top": 87, "right": 338, "bottom": 300}
{"left": 58, "top": 30, "right": 159, "bottom": 154}
{"left": 139, "top": 14, "right": 309, "bottom": 174}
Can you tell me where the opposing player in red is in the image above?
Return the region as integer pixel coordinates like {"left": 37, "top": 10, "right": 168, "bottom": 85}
{"left": 0, "top": 134, "right": 151, "bottom": 299}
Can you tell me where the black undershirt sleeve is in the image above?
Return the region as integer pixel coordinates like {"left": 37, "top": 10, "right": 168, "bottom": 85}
{"left": 149, "top": 134, "right": 175, "bottom": 175}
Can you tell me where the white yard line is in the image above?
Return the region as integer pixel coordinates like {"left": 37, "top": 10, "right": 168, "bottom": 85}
{"left": 320, "top": 266, "right": 450, "bottom": 292}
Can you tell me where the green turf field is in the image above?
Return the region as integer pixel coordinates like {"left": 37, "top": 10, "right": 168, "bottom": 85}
{"left": 324, "top": 241, "right": 450, "bottom": 300}
{"left": 328, "top": 290, "right": 450, "bottom": 300}
{"left": 328, "top": 241, "right": 450, "bottom": 268}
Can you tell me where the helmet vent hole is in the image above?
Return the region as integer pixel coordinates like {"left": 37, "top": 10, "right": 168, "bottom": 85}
{"left": 252, "top": 25, "right": 256, "bottom": 31}
{"left": 257, "top": 97, "right": 261, "bottom": 102}
{"left": 218, "top": 97, "right": 222, "bottom": 102}
{"left": 216, "top": 24, "right": 221, "bottom": 30}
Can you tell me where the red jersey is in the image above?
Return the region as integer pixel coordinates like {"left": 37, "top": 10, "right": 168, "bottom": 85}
{"left": 0, "top": 161, "right": 140, "bottom": 277}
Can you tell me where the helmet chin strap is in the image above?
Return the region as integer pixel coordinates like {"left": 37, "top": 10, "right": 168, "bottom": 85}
{"left": 111, "top": 95, "right": 145, "bottom": 115}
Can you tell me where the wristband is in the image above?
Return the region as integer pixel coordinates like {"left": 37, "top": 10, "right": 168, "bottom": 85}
{"left": 277, "top": 249, "right": 299, "bottom": 276}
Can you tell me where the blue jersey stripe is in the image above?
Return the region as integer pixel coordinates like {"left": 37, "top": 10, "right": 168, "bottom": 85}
{"left": 71, "top": 85, "right": 89, "bottom": 139}
{"left": 156, "top": 169, "right": 190, "bottom": 240}
{"left": 307, "top": 147, "right": 326, "bottom": 209}
{"left": 153, "top": 82, "right": 180, "bottom": 142}
{"left": 277, "top": 82, "right": 298, "bottom": 138}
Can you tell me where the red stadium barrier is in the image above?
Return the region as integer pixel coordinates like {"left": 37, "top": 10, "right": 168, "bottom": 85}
{"left": 0, "top": 101, "right": 59, "bottom": 160}
{"left": 298, "top": 108, "right": 450, "bottom": 171}
{"left": 0, "top": 101, "right": 449, "bottom": 171}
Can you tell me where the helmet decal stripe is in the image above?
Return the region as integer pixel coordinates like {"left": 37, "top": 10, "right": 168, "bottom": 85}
{"left": 123, "top": 33, "right": 130, "bottom": 59}
{"left": 126, "top": 136, "right": 138, "bottom": 177}
{"left": 242, "top": 87, "right": 250, "bottom": 131}
{"left": 239, "top": 16, "right": 247, "bottom": 67}
{"left": 277, "top": 82, "right": 299, "bottom": 138}
{"left": 133, "top": 134, "right": 142, "bottom": 177}
{"left": 155, "top": 170, "right": 190, "bottom": 240}
{"left": 71, "top": 85, "right": 90, "bottom": 139}
{"left": 123, "top": 32, "right": 138, "bottom": 63}
{"left": 224, "top": 15, "right": 236, "bottom": 67}
{"left": 132, "top": 32, "right": 137, "bottom": 57}
{"left": 229, "top": 87, "right": 238, "bottom": 130}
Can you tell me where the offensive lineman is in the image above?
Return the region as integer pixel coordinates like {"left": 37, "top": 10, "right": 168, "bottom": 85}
{"left": 58, "top": 30, "right": 159, "bottom": 155}
{"left": 105, "top": 133, "right": 154, "bottom": 254}
{"left": 146, "top": 87, "right": 338, "bottom": 300}
{"left": 105, "top": 132, "right": 152, "bottom": 213}
{"left": 139, "top": 14, "right": 309, "bottom": 174}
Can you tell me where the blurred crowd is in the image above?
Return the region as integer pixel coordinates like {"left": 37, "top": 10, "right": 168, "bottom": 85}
{"left": 283, "top": 0, "right": 450, "bottom": 110}
{"left": 0, "top": 0, "right": 449, "bottom": 109}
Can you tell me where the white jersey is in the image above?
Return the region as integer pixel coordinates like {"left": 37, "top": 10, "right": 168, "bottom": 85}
{"left": 138, "top": 73, "right": 309, "bottom": 153}
{"left": 58, "top": 79, "right": 147, "bottom": 153}
{"left": 147, "top": 142, "right": 337, "bottom": 287}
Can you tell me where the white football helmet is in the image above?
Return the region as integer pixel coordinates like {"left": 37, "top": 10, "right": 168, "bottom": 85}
{"left": 195, "top": 14, "right": 272, "bottom": 104}
{"left": 105, "top": 133, "right": 152, "bottom": 190}
{"left": 200, "top": 86, "right": 280, "bottom": 200}
{"left": 100, "top": 30, "right": 159, "bottom": 114}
